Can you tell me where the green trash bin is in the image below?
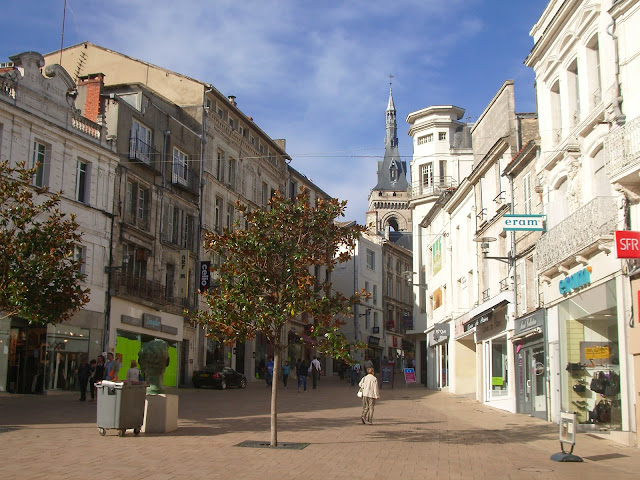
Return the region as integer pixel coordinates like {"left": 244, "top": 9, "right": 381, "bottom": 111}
{"left": 96, "top": 381, "right": 147, "bottom": 437}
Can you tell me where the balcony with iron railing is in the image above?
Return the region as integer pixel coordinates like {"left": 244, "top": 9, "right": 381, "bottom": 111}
{"left": 171, "top": 162, "right": 200, "bottom": 194}
{"left": 409, "top": 176, "right": 458, "bottom": 202}
{"left": 604, "top": 116, "right": 640, "bottom": 182}
{"left": 535, "top": 196, "right": 617, "bottom": 274}
{"left": 129, "top": 135, "right": 161, "bottom": 173}
{"left": 111, "top": 271, "right": 166, "bottom": 305}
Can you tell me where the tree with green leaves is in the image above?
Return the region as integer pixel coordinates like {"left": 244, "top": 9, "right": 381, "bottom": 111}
{"left": 192, "top": 189, "right": 366, "bottom": 447}
{"left": 0, "top": 160, "right": 89, "bottom": 324}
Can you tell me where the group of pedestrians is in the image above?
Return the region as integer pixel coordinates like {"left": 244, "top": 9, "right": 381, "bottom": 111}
{"left": 263, "top": 356, "right": 324, "bottom": 393}
{"left": 75, "top": 352, "right": 140, "bottom": 401}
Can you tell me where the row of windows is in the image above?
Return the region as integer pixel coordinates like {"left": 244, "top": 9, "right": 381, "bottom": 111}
{"left": 417, "top": 131, "right": 447, "bottom": 145}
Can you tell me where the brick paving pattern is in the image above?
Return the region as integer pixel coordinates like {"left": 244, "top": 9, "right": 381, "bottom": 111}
{"left": 0, "top": 376, "right": 638, "bottom": 480}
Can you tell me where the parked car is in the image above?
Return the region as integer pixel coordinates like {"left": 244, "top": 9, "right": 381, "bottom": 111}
{"left": 192, "top": 365, "right": 247, "bottom": 390}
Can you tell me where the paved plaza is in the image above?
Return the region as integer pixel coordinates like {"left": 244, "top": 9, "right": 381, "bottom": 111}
{"left": 0, "top": 376, "right": 638, "bottom": 480}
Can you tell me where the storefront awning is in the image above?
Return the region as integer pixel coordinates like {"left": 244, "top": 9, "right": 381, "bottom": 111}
{"left": 464, "top": 297, "right": 510, "bottom": 332}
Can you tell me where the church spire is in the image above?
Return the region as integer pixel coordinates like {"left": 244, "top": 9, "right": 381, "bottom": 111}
{"left": 385, "top": 75, "right": 398, "bottom": 148}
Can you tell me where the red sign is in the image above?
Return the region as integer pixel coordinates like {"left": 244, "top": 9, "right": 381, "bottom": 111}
{"left": 615, "top": 230, "right": 640, "bottom": 259}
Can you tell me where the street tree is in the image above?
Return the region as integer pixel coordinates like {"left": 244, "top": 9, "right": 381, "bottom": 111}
{"left": 192, "top": 189, "right": 366, "bottom": 447}
{"left": 0, "top": 160, "right": 90, "bottom": 324}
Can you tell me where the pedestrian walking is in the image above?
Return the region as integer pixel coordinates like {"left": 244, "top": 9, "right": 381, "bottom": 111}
{"left": 359, "top": 367, "right": 380, "bottom": 425}
{"left": 351, "top": 361, "right": 361, "bottom": 386}
{"left": 88, "top": 359, "right": 96, "bottom": 400}
{"left": 265, "top": 356, "right": 274, "bottom": 387}
{"left": 310, "top": 356, "right": 322, "bottom": 389}
{"left": 126, "top": 359, "right": 141, "bottom": 381}
{"left": 76, "top": 357, "right": 91, "bottom": 401}
{"left": 363, "top": 355, "right": 373, "bottom": 378}
{"left": 282, "top": 360, "right": 291, "bottom": 388}
{"left": 91, "top": 355, "right": 105, "bottom": 400}
{"left": 296, "top": 358, "right": 308, "bottom": 393}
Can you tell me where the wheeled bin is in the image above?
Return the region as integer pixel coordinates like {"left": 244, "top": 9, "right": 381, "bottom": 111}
{"left": 96, "top": 381, "right": 147, "bottom": 436}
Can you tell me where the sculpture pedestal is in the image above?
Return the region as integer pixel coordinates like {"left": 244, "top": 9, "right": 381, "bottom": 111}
{"left": 142, "top": 393, "right": 178, "bottom": 433}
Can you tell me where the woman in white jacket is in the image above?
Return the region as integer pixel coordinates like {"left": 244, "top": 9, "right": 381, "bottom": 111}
{"left": 358, "top": 367, "right": 380, "bottom": 424}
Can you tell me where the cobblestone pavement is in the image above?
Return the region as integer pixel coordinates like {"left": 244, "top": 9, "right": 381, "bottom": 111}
{"left": 0, "top": 376, "right": 638, "bottom": 480}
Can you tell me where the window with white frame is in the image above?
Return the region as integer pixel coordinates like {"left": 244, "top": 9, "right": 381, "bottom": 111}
{"left": 228, "top": 117, "right": 235, "bottom": 130}
{"left": 167, "top": 204, "right": 195, "bottom": 250}
{"left": 438, "top": 132, "right": 447, "bottom": 141}
{"left": 125, "top": 180, "right": 150, "bottom": 229}
{"left": 32, "top": 140, "right": 50, "bottom": 188}
{"left": 130, "top": 119, "right": 152, "bottom": 164}
{"left": 366, "top": 249, "right": 375, "bottom": 270}
{"left": 216, "top": 150, "right": 225, "bottom": 183}
{"left": 249, "top": 134, "right": 255, "bottom": 146}
{"left": 172, "top": 147, "right": 188, "bottom": 186}
{"left": 567, "top": 59, "right": 580, "bottom": 125}
{"left": 261, "top": 181, "right": 269, "bottom": 206}
{"left": 586, "top": 35, "right": 602, "bottom": 107}
{"left": 228, "top": 158, "right": 236, "bottom": 189}
{"left": 373, "top": 312, "right": 379, "bottom": 328}
{"left": 387, "top": 274, "right": 393, "bottom": 296}
{"left": 75, "top": 245, "right": 87, "bottom": 276}
{"left": 226, "top": 203, "right": 234, "bottom": 230}
{"left": 523, "top": 173, "right": 532, "bottom": 214}
{"left": 259, "top": 143, "right": 265, "bottom": 154}
{"left": 215, "top": 197, "right": 223, "bottom": 232}
{"left": 421, "top": 163, "right": 433, "bottom": 190}
{"left": 417, "top": 133, "right": 433, "bottom": 145}
{"left": 76, "top": 160, "right": 90, "bottom": 203}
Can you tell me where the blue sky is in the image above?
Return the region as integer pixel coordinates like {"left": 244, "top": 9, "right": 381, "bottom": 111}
{"left": 1, "top": 0, "right": 549, "bottom": 223}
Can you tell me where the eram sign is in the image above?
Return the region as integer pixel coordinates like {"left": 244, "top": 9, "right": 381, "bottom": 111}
{"left": 502, "top": 214, "right": 546, "bottom": 231}
{"left": 615, "top": 230, "right": 640, "bottom": 259}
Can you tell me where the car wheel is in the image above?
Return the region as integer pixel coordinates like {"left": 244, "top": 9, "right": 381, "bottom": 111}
{"left": 219, "top": 379, "right": 227, "bottom": 390}
{"left": 240, "top": 378, "right": 247, "bottom": 388}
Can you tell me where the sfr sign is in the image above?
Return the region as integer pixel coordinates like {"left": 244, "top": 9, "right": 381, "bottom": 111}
{"left": 615, "top": 230, "right": 640, "bottom": 258}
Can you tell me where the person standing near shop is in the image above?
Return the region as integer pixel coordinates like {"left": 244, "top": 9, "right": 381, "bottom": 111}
{"left": 296, "top": 358, "right": 308, "bottom": 393}
{"left": 126, "top": 360, "right": 141, "bottom": 381}
{"left": 310, "top": 356, "right": 322, "bottom": 389}
{"left": 359, "top": 367, "right": 380, "bottom": 425}
{"left": 363, "top": 355, "right": 373, "bottom": 379}
{"left": 91, "top": 355, "right": 105, "bottom": 400}
{"left": 351, "top": 361, "right": 361, "bottom": 386}
{"left": 104, "top": 352, "right": 120, "bottom": 381}
{"left": 265, "top": 356, "right": 274, "bottom": 387}
{"left": 76, "top": 356, "right": 91, "bottom": 401}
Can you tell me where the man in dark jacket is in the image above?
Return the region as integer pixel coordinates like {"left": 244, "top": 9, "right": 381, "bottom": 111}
{"left": 76, "top": 357, "right": 91, "bottom": 401}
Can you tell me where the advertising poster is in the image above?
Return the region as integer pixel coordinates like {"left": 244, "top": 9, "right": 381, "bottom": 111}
{"left": 404, "top": 368, "right": 416, "bottom": 383}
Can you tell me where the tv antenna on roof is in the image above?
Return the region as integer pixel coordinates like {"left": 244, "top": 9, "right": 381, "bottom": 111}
{"left": 59, "top": 0, "right": 68, "bottom": 64}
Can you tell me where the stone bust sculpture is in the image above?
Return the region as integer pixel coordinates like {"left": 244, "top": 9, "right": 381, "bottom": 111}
{"left": 138, "top": 339, "right": 169, "bottom": 394}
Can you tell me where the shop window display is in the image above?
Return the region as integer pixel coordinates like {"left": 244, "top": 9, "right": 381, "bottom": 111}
{"left": 484, "top": 335, "right": 508, "bottom": 398}
{"left": 560, "top": 280, "right": 620, "bottom": 429}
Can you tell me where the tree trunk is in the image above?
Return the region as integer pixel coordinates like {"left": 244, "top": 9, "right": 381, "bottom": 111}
{"left": 270, "top": 348, "right": 280, "bottom": 447}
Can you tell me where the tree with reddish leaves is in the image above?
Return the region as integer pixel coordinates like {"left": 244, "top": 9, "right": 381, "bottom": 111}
{"left": 0, "top": 161, "right": 89, "bottom": 325}
{"left": 192, "top": 189, "right": 366, "bottom": 447}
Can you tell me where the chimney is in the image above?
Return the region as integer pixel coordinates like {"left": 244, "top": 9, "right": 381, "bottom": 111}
{"left": 228, "top": 95, "right": 237, "bottom": 106}
{"left": 77, "top": 73, "right": 105, "bottom": 122}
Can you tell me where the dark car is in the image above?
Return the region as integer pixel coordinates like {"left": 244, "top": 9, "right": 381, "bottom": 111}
{"left": 192, "top": 365, "right": 247, "bottom": 390}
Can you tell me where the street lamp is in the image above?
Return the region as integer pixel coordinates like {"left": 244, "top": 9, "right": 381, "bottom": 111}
{"left": 402, "top": 271, "right": 428, "bottom": 289}
{"left": 473, "top": 236, "right": 515, "bottom": 266}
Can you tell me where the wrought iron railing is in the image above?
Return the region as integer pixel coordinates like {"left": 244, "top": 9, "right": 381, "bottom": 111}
{"left": 0, "top": 76, "right": 16, "bottom": 99}
{"left": 482, "top": 288, "right": 490, "bottom": 302}
{"left": 409, "top": 177, "right": 458, "bottom": 202}
{"left": 171, "top": 161, "right": 200, "bottom": 194}
{"left": 604, "top": 116, "right": 640, "bottom": 179}
{"left": 129, "top": 135, "right": 159, "bottom": 168}
{"left": 535, "top": 196, "right": 617, "bottom": 272}
{"left": 111, "top": 271, "right": 166, "bottom": 305}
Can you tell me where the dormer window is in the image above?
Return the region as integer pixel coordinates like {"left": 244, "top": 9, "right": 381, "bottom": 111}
{"left": 389, "top": 161, "right": 398, "bottom": 182}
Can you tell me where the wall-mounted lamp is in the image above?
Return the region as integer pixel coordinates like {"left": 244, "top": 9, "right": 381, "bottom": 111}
{"left": 104, "top": 254, "right": 131, "bottom": 274}
{"left": 402, "top": 271, "right": 428, "bottom": 289}
{"left": 473, "top": 236, "right": 514, "bottom": 266}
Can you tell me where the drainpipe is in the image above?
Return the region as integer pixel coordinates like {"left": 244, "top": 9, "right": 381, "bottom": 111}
{"left": 195, "top": 85, "right": 213, "bottom": 369}
{"left": 606, "top": 19, "right": 626, "bottom": 126}
{"left": 160, "top": 130, "right": 170, "bottom": 240}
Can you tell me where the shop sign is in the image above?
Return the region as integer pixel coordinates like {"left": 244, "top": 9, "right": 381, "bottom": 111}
{"left": 179, "top": 250, "right": 189, "bottom": 299}
{"left": 502, "top": 214, "right": 546, "bottom": 231}
{"left": 372, "top": 326, "right": 379, "bottom": 334}
{"left": 464, "top": 313, "right": 490, "bottom": 332}
{"left": 403, "top": 368, "right": 416, "bottom": 383}
{"left": 584, "top": 346, "right": 610, "bottom": 360}
{"left": 514, "top": 309, "right": 545, "bottom": 336}
{"left": 614, "top": 230, "right": 640, "bottom": 259}
{"left": 143, "top": 313, "right": 162, "bottom": 331}
{"left": 432, "top": 323, "right": 450, "bottom": 344}
{"left": 199, "top": 261, "right": 211, "bottom": 292}
{"left": 402, "top": 312, "right": 413, "bottom": 329}
{"left": 559, "top": 266, "right": 592, "bottom": 295}
{"left": 368, "top": 336, "right": 380, "bottom": 346}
